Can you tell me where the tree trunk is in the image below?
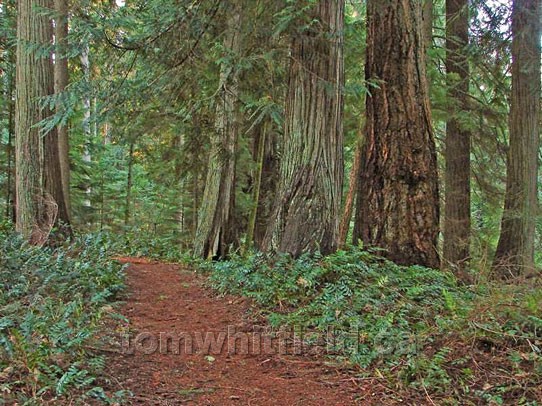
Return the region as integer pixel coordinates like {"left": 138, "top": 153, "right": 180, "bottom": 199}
{"left": 422, "top": 0, "right": 433, "bottom": 51}
{"left": 338, "top": 137, "right": 362, "bottom": 248}
{"left": 174, "top": 133, "right": 186, "bottom": 242}
{"left": 43, "top": 0, "right": 71, "bottom": 236}
{"left": 493, "top": 0, "right": 541, "bottom": 277}
{"left": 54, "top": 0, "right": 71, "bottom": 217}
{"left": 43, "top": 119, "right": 71, "bottom": 234}
{"left": 81, "top": 45, "right": 93, "bottom": 211}
{"left": 16, "top": 0, "right": 44, "bottom": 241}
{"left": 353, "top": 0, "right": 440, "bottom": 269}
{"left": 194, "top": 3, "right": 242, "bottom": 259}
{"left": 253, "top": 123, "right": 279, "bottom": 250}
{"left": 190, "top": 112, "right": 202, "bottom": 240}
{"left": 5, "top": 35, "right": 15, "bottom": 222}
{"left": 443, "top": 0, "right": 471, "bottom": 274}
{"left": 264, "top": 0, "right": 345, "bottom": 257}
{"left": 245, "top": 122, "right": 267, "bottom": 253}
{"left": 124, "top": 142, "right": 134, "bottom": 227}
{"left": 192, "top": 172, "right": 199, "bottom": 240}
{"left": 16, "top": 0, "right": 70, "bottom": 243}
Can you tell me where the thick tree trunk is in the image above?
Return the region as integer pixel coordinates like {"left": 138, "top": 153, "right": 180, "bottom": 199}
{"left": 16, "top": 0, "right": 44, "bottom": 241}
{"left": 194, "top": 4, "right": 242, "bottom": 259}
{"left": 493, "top": 0, "right": 541, "bottom": 277}
{"left": 15, "top": 0, "right": 67, "bottom": 243}
{"left": 43, "top": 0, "right": 71, "bottom": 235}
{"left": 443, "top": 0, "right": 471, "bottom": 274}
{"left": 264, "top": 0, "right": 345, "bottom": 257}
{"left": 423, "top": 0, "right": 433, "bottom": 51}
{"left": 353, "top": 0, "right": 440, "bottom": 269}
{"left": 43, "top": 122, "right": 71, "bottom": 233}
{"left": 54, "top": 0, "right": 71, "bottom": 216}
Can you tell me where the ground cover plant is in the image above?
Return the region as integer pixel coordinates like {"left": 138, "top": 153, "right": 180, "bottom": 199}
{"left": 0, "top": 224, "right": 125, "bottom": 404}
{"left": 205, "top": 248, "right": 542, "bottom": 404}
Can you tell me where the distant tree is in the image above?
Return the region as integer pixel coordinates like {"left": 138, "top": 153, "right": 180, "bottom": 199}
{"left": 263, "top": 0, "right": 345, "bottom": 257}
{"left": 339, "top": 137, "right": 362, "bottom": 248}
{"left": 1, "top": 0, "right": 16, "bottom": 222}
{"left": 252, "top": 120, "right": 279, "bottom": 250}
{"left": 493, "top": 0, "right": 541, "bottom": 276}
{"left": 443, "top": 0, "right": 471, "bottom": 275}
{"left": 353, "top": 0, "right": 440, "bottom": 268}
{"left": 54, "top": 0, "right": 71, "bottom": 216}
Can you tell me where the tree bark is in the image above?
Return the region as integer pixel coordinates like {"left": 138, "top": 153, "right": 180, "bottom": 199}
{"left": 264, "top": 0, "right": 345, "bottom": 257}
{"left": 443, "top": 0, "right": 471, "bottom": 274}
{"left": 493, "top": 0, "right": 541, "bottom": 277}
{"left": 16, "top": 0, "right": 70, "bottom": 243}
{"left": 422, "top": 0, "right": 433, "bottom": 51}
{"left": 245, "top": 122, "right": 267, "bottom": 252}
{"left": 353, "top": 0, "right": 440, "bottom": 269}
{"left": 6, "top": 83, "right": 15, "bottom": 222}
{"left": 43, "top": 118, "right": 71, "bottom": 234}
{"left": 54, "top": 0, "right": 71, "bottom": 217}
{"left": 194, "top": 3, "right": 242, "bottom": 259}
{"left": 16, "top": 0, "right": 43, "bottom": 241}
{"left": 253, "top": 122, "right": 279, "bottom": 250}
{"left": 5, "top": 31, "right": 15, "bottom": 222}
{"left": 43, "top": 0, "right": 71, "bottom": 235}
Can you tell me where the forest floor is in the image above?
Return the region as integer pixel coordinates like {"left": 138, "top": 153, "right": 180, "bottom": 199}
{"left": 102, "top": 258, "right": 387, "bottom": 405}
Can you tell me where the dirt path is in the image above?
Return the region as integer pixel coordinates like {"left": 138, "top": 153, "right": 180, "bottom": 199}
{"left": 104, "top": 259, "right": 368, "bottom": 405}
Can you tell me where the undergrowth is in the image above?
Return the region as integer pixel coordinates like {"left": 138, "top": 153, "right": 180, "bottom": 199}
{"left": 0, "top": 224, "right": 126, "bottom": 404}
{"left": 203, "top": 247, "right": 542, "bottom": 404}
{"left": 113, "top": 228, "right": 186, "bottom": 262}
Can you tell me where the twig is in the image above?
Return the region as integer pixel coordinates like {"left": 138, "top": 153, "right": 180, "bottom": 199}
{"left": 211, "top": 385, "right": 263, "bottom": 393}
{"left": 422, "top": 381, "right": 437, "bottom": 406}
{"left": 471, "top": 322, "right": 538, "bottom": 341}
{"left": 84, "top": 345, "right": 122, "bottom": 354}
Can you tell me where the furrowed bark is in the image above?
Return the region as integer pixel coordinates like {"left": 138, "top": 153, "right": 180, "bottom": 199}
{"left": 264, "top": 0, "right": 345, "bottom": 257}
{"left": 353, "top": 0, "right": 440, "bottom": 268}
{"left": 194, "top": 2, "right": 242, "bottom": 259}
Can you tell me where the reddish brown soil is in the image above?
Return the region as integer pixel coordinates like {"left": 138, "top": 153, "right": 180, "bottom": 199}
{"left": 102, "top": 259, "right": 377, "bottom": 405}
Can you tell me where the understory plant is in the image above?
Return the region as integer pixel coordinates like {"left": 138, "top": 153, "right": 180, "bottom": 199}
{"left": 205, "top": 247, "right": 542, "bottom": 404}
{"left": 0, "top": 226, "right": 126, "bottom": 404}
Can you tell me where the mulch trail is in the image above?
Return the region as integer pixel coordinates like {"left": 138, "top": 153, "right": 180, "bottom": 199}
{"left": 102, "top": 258, "right": 377, "bottom": 405}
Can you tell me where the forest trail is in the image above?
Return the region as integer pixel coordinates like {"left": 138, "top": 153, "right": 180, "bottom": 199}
{"left": 104, "top": 259, "right": 371, "bottom": 405}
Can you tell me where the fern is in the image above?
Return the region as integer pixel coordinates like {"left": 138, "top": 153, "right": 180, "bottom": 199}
{"left": 0, "top": 229, "right": 125, "bottom": 403}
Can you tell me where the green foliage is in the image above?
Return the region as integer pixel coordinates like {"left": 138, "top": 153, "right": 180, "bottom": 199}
{"left": 115, "top": 227, "right": 186, "bottom": 262}
{"left": 0, "top": 229, "right": 125, "bottom": 403}
{"left": 207, "top": 248, "right": 469, "bottom": 365}
{"left": 204, "top": 247, "right": 542, "bottom": 403}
